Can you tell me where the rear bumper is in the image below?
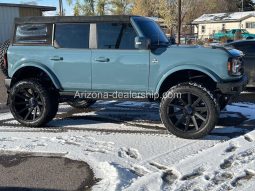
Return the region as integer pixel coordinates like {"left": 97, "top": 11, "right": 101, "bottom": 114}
{"left": 217, "top": 75, "right": 248, "bottom": 95}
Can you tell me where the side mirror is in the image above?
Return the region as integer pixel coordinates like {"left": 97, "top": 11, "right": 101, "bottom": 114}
{"left": 135, "top": 36, "right": 150, "bottom": 49}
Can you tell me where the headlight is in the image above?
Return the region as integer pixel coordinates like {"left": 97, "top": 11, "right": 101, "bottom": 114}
{"left": 228, "top": 57, "right": 244, "bottom": 76}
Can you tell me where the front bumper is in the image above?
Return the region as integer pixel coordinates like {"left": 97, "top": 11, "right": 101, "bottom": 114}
{"left": 217, "top": 75, "right": 248, "bottom": 95}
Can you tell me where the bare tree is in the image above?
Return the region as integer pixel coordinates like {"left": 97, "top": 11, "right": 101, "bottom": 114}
{"left": 110, "top": 0, "right": 133, "bottom": 15}
{"left": 96, "top": 0, "right": 109, "bottom": 15}
{"left": 67, "top": 0, "right": 96, "bottom": 15}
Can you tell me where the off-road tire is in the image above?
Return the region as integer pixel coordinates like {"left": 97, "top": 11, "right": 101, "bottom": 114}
{"left": 0, "top": 40, "right": 10, "bottom": 77}
{"left": 9, "top": 79, "right": 59, "bottom": 127}
{"left": 68, "top": 99, "right": 96, "bottom": 109}
{"left": 160, "top": 82, "right": 219, "bottom": 139}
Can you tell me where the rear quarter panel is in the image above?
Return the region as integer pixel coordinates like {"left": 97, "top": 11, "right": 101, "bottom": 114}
{"left": 7, "top": 45, "right": 62, "bottom": 89}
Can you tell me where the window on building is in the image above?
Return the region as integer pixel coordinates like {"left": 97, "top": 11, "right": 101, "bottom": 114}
{"left": 14, "top": 24, "right": 52, "bottom": 44}
{"left": 97, "top": 23, "right": 137, "bottom": 49}
{"left": 55, "top": 23, "right": 90, "bottom": 49}
{"left": 201, "top": 25, "right": 206, "bottom": 33}
{"left": 246, "top": 22, "right": 255, "bottom": 29}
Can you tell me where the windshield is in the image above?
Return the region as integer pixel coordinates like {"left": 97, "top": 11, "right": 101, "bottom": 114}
{"left": 133, "top": 17, "right": 169, "bottom": 46}
{"left": 241, "top": 29, "right": 248, "bottom": 33}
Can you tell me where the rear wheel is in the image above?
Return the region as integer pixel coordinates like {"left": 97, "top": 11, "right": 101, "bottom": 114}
{"left": 9, "top": 79, "right": 59, "bottom": 127}
{"left": 160, "top": 83, "right": 219, "bottom": 139}
{"left": 0, "top": 40, "right": 10, "bottom": 77}
{"left": 68, "top": 99, "right": 96, "bottom": 109}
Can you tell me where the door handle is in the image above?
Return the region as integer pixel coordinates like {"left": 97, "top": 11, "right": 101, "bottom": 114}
{"left": 50, "top": 56, "right": 63, "bottom": 61}
{"left": 95, "top": 57, "right": 110, "bottom": 62}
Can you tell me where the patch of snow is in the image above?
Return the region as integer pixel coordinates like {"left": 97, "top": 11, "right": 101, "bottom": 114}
{"left": 0, "top": 101, "right": 254, "bottom": 190}
{"left": 119, "top": 147, "right": 141, "bottom": 160}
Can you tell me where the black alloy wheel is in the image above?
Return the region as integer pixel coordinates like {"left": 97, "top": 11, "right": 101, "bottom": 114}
{"left": 160, "top": 83, "right": 219, "bottom": 139}
{"left": 13, "top": 87, "right": 43, "bottom": 121}
{"left": 9, "top": 79, "right": 59, "bottom": 127}
{"left": 168, "top": 92, "right": 209, "bottom": 132}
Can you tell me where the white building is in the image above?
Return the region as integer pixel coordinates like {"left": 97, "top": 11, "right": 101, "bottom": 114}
{"left": 192, "top": 11, "right": 255, "bottom": 39}
{"left": 0, "top": 3, "right": 56, "bottom": 43}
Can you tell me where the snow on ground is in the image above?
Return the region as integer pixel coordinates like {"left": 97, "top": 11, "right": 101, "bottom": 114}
{"left": 0, "top": 101, "right": 254, "bottom": 191}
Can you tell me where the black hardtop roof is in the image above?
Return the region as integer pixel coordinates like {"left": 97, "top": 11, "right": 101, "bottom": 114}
{"left": 15, "top": 15, "right": 144, "bottom": 24}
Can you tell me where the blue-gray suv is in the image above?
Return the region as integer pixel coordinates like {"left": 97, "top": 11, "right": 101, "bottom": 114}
{"left": 0, "top": 15, "right": 248, "bottom": 139}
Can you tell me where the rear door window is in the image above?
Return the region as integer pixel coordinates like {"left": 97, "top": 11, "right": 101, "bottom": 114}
{"left": 14, "top": 24, "right": 52, "bottom": 45}
{"left": 55, "top": 23, "right": 90, "bottom": 49}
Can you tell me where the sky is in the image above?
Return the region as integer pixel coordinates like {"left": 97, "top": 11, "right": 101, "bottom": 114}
{"left": 0, "top": 0, "right": 74, "bottom": 15}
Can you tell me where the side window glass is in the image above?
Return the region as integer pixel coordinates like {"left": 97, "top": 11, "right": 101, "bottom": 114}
{"left": 97, "top": 23, "right": 137, "bottom": 49}
{"left": 15, "top": 24, "right": 52, "bottom": 44}
{"left": 55, "top": 23, "right": 90, "bottom": 49}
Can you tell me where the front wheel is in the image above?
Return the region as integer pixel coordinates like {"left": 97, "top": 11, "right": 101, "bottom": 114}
{"left": 160, "top": 83, "right": 219, "bottom": 139}
{"left": 9, "top": 79, "right": 59, "bottom": 127}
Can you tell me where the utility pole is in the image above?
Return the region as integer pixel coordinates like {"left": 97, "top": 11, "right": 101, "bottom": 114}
{"left": 59, "top": 0, "right": 63, "bottom": 16}
{"left": 177, "top": 0, "right": 181, "bottom": 44}
{"left": 242, "top": 0, "right": 244, "bottom": 11}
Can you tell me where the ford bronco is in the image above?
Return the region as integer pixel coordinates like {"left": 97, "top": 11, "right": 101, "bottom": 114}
{"left": 0, "top": 16, "right": 248, "bottom": 139}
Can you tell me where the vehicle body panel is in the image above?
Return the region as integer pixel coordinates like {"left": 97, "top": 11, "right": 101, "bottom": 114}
{"left": 7, "top": 46, "right": 92, "bottom": 90}
{"left": 149, "top": 45, "right": 242, "bottom": 92}
{"left": 49, "top": 48, "right": 92, "bottom": 90}
{"left": 92, "top": 49, "right": 150, "bottom": 91}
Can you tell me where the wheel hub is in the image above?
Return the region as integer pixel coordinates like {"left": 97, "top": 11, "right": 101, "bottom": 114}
{"left": 184, "top": 105, "right": 194, "bottom": 115}
{"left": 29, "top": 98, "right": 38, "bottom": 108}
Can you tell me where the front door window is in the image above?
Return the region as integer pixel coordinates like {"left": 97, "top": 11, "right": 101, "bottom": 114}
{"left": 97, "top": 23, "right": 137, "bottom": 50}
